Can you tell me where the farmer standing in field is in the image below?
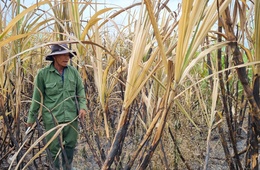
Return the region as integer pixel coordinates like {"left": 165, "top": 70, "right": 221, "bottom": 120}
{"left": 27, "top": 43, "right": 87, "bottom": 170}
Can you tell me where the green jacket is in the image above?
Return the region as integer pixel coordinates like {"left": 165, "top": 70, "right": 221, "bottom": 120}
{"left": 27, "top": 63, "right": 87, "bottom": 125}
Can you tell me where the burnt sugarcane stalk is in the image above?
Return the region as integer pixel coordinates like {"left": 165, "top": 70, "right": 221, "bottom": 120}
{"left": 75, "top": 95, "right": 102, "bottom": 168}
{"left": 168, "top": 127, "right": 191, "bottom": 170}
{"left": 219, "top": 2, "right": 260, "bottom": 169}
{"left": 0, "top": 95, "right": 33, "bottom": 170}
{"left": 102, "top": 107, "right": 130, "bottom": 170}
{"left": 217, "top": 21, "right": 240, "bottom": 169}
{"left": 78, "top": 119, "right": 103, "bottom": 168}
{"left": 231, "top": 42, "right": 259, "bottom": 170}
{"left": 137, "top": 61, "right": 174, "bottom": 170}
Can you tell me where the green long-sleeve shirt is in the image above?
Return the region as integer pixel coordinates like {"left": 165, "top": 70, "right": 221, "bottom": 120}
{"left": 27, "top": 63, "right": 87, "bottom": 125}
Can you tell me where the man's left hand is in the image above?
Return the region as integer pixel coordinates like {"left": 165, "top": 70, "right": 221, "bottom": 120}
{"left": 78, "top": 109, "right": 87, "bottom": 121}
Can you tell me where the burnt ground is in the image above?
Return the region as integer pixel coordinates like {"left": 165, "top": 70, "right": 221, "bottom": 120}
{"left": 0, "top": 109, "right": 250, "bottom": 170}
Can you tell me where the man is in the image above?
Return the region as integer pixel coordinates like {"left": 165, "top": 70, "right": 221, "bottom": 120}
{"left": 27, "top": 44, "right": 87, "bottom": 170}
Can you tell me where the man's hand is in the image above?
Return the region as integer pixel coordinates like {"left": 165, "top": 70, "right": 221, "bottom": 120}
{"left": 78, "top": 109, "right": 87, "bottom": 121}
{"left": 26, "top": 123, "right": 33, "bottom": 128}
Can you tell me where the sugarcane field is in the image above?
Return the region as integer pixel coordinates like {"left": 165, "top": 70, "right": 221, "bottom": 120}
{"left": 0, "top": 0, "right": 260, "bottom": 170}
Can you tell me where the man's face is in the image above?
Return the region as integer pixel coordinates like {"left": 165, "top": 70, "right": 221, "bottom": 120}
{"left": 53, "top": 53, "right": 70, "bottom": 67}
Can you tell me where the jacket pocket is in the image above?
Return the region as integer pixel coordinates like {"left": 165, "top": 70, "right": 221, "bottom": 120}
{"left": 68, "top": 79, "right": 76, "bottom": 93}
{"left": 45, "top": 82, "right": 58, "bottom": 96}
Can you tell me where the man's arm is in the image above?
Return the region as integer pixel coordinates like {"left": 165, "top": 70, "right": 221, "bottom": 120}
{"left": 75, "top": 69, "right": 87, "bottom": 120}
{"left": 27, "top": 70, "right": 44, "bottom": 125}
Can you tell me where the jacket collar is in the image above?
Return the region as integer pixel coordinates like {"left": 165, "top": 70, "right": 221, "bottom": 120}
{"left": 48, "top": 62, "right": 68, "bottom": 72}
